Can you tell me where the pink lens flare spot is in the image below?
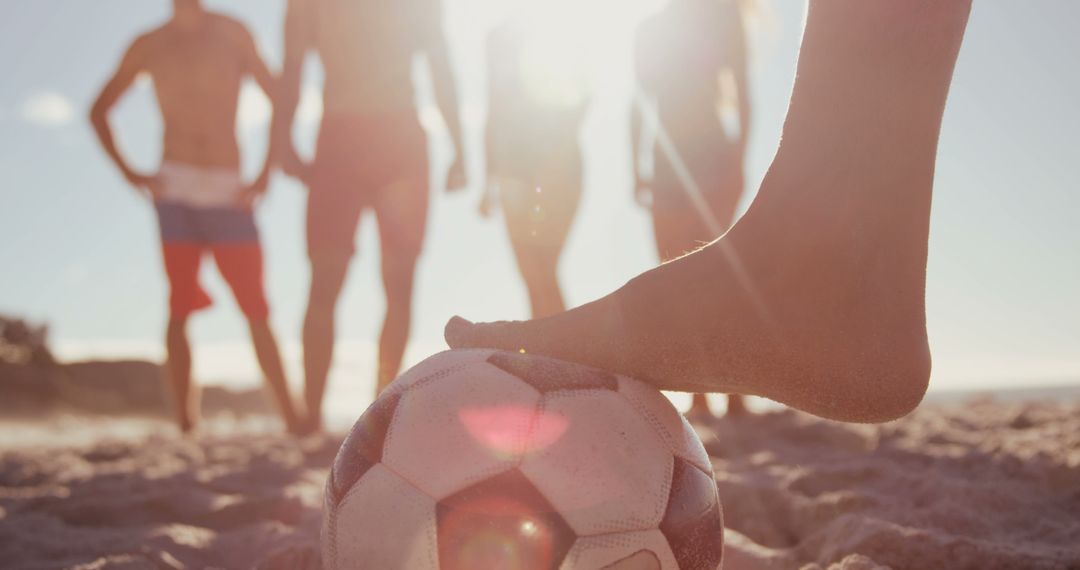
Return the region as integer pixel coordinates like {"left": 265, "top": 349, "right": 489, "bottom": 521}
{"left": 460, "top": 406, "right": 570, "bottom": 458}
{"left": 528, "top": 409, "right": 570, "bottom": 453}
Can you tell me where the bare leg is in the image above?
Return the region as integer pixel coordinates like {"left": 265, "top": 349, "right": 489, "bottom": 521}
{"left": 372, "top": 179, "right": 430, "bottom": 395}
{"left": 303, "top": 253, "right": 351, "bottom": 433}
{"left": 165, "top": 316, "right": 198, "bottom": 433}
{"left": 502, "top": 178, "right": 581, "bottom": 319}
{"left": 248, "top": 319, "right": 303, "bottom": 434}
{"left": 725, "top": 394, "right": 747, "bottom": 417}
{"left": 376, "top": 250, "right": 419, "bottom": 394}
{"left": 512, "top": 245, "right": 566, "bottom": 319}
{"left": 685, "top": 394, "right": 714, "bottom": 422}
{"left": 448, "top": 0, "right": 973, "bottom": 423}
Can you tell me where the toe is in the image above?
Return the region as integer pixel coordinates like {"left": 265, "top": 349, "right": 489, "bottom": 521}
{"left": 443, "top": 315, "right": 476, "bottom": 349}
{"left": 444, "top": 315, "right": 529, "bottom": 352}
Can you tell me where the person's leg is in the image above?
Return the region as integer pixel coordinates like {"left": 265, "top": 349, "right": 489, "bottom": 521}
{"left": 501, "top": 173, "right": 583, "bottom": 319}
{"left": 372, "top": 178, "right": 428, "bottom": 394}
{"left": 303, "top": 251, "right": 351, "bottom": 431}
{"left": 500, "top": 179, "right": 560, "bottom": 318}
{"left": 508, "top": 237, "right": 566, "bottom": 319}
{"left": 685, "top": 394, "right": 712, "bottom": 420}
{"left": 725, "top": 394, "right": 748, "bottom": 417}
{"left": 302, "top": 130, "right": 366, "bottom": 432}
{"left": 374, "top": 250, "right": 418, "bottom": 393}
{"left": 159, "top": 241, "right": 210, "bottom": 433}
{"left": 248, "top": 319, "right": 303, "bottom": 433}
{"left": 521, "top": 254, "right": 565, "bottom": 319}
{"left": 213, "top": 242, "right": 304, "bottom": 434}
{"left": 448, "top": 0, "right": 973, "bottom": 423}
{"left": 165, "top": 315, "right": 198, "bottom": 433}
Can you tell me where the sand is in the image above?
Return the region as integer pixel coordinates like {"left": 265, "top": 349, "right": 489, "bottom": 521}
{"left": 713, "top": 398, "right": 1080, "bottom": 570}
{"left": 1, "top": 397, "right": 1078, "bottom": 569}
{"left": 0, "top": 423, "right": 332, "bottom": 569}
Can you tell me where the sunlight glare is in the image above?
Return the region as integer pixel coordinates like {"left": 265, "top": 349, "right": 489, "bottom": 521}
{"left": 457, "top": 0, "right": 668, "bottom": 106}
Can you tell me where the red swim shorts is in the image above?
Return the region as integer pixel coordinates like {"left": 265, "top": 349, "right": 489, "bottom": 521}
{"left": 160, "top": 242, "right": 269, "bottom": 320}
{"left": 306, "top": 112, "right": 429, "bottom": 258}
{"left": 153, "top": 160, "right": 270, "bottom": 320}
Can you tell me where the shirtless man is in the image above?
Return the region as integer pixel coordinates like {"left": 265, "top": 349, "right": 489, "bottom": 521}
{"left": 632, "top": 0, "right": 752, "bottom": 419}
{"left": 90, "top": 0, "right": 302, "bottom": 433}
{"left": 448, "top": 0, "right": 974, "bottom": 425}
{"left": 274, "top": 0, "right": 466, "bottom": 431}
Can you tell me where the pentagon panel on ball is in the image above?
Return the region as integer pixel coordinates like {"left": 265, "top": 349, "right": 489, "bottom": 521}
{"left": 323, "top": 349, "right": 724, "bottom": 570}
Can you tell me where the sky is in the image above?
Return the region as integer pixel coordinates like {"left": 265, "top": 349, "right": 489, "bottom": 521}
{"left": 1, "top": 1, "right": 1078, "bottom": 419}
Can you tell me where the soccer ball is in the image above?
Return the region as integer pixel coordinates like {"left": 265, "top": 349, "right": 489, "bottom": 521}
{"left": 322, "top": 349, "right": 723, "bottom": 569}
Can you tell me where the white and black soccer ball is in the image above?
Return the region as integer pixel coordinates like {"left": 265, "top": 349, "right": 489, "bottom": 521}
{"left": 322, "top": 349, "right": 723, "bottom": 569}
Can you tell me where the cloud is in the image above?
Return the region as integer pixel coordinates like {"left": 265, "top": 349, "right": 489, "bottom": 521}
{"left": 20, "top": 91, "right": 75, "bottom": 128}
{"left": 237, "top": 82, "right": 323, "bottom": 131}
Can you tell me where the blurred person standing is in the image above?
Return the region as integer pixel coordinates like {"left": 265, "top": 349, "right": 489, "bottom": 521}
{"left": 90, "top": 0, "right": 302, "bottom": 434}
{"left": 632, "top": 0, "right": 753, "bottom": 419}
{"left": 273, "top": 0, "right": 466, "bottom": 431}
{"left": 481, "top": 8, "right": 592, "bottom": 319}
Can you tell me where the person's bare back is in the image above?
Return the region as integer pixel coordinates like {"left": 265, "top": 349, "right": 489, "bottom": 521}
{"left": 283, "top": 0, "right": 448, "bottom": 117}
{"left": 317, "top": 0, "right": 420, "bottom": 115}
{"left": 126, "top": 14, "right": 268, "bottom": 170}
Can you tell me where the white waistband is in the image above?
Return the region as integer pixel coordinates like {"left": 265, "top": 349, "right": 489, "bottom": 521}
{"left": 158, "top": 162, "right": 243, "bottom": 208}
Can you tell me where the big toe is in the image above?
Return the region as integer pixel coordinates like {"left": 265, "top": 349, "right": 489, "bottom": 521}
{"left": 444, "top": 315, "right": 531, "bottom": 352}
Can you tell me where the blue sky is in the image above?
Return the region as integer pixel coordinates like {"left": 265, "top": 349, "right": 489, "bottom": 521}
{"left": 1, "top": 1, "right": 1077, "bottom": 411}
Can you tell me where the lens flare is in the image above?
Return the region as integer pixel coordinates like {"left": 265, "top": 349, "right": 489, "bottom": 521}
{"left": 459, "top": 405, "right": 570, "bottom": 460}
{"left": 440, "top": 496, "right": 556, "bottom": 570}
{"left": 437, "top": 470, "right": 576, "bottom": 570}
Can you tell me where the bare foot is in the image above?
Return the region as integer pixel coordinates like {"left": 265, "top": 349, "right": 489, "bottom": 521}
{"left": 446, "top": 0, "right": 972, "bottom": 424}
{"left": 296, "top": 413, "right": 324, "bottom": 438}
{"left": 177, "top": 414, "right": 197, "bottom": 435}
{"left": 284, "top": 415, "right": 310, "bottom": 437}
{"left": 446, "top": 214, "right": 930, "bottom": 423}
